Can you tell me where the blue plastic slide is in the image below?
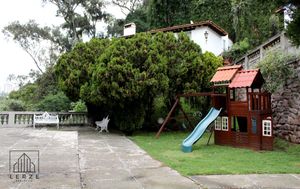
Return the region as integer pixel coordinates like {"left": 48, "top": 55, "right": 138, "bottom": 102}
{"left": 182, "top": 107, "right": 222, "bottom": 153}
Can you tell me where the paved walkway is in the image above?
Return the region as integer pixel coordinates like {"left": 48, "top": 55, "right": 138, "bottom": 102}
{"left": 0, "top": 127, "right": 198, "bottom": 189}
{"left": 77, "top": 127, "right": 198, "bottom": 189}
{"left": 0, "top": 126, "right": 299, "bottom": 189}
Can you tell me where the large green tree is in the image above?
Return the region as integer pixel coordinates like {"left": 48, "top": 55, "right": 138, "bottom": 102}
{"left": 55, "top": 38, "right": 110, "bottom": 102}
{"left": 191, "top": 0, "right": 234, "bottom": 40}
{"left": 284, "top": 0, "right": 300, "bottom": 46}
{"left": 148, "top": 0, "right": 192, "bottom": 29}
{"left": 2, "top": 20, "right": 65, "bottom": 73}
{"left": 231, "top": 0, "right": 283, "bottom": 47}
{"left": 42, "top": 0, "right": 109, "bottom": 43}
{"left": 55, "top": 32, "right": 222, "bottom": 132}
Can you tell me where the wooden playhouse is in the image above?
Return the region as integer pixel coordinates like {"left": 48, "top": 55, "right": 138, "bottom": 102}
{"left": 210, "top": 65, "right": 273, "bottom": 150}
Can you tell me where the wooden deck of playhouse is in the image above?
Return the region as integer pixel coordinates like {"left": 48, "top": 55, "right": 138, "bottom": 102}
{"left": 211, "top": 65, "right": 274, "bottom": 150}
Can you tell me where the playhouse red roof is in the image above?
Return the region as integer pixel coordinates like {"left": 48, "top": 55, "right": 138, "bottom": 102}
{"left": 229, "top": 69, "right": 263, "bottom": 88}
{"left": 210, "top": 65, "right": 242, "bottom": 85}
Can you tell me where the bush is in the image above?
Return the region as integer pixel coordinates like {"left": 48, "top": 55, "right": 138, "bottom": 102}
{"left": 71, "top": 100, "right": 87, "bottom": 112}
{"left": 36, "top": 92, "right": 71, "bottom": 112}
{"left": 0, "top": 98, "right": 26, "bottom": 111}
{"left": 223, "top": 38, "right": 250, "bottom": 61}
{"left": 257, "top": 50, "right": 298, "bottom": 93}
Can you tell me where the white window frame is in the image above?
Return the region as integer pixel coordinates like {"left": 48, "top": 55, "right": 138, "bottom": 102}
{"left": 215, "top": 117, "right": 222, "bottom": 130}
{"left": 262, "top": 120, "right": 272, "bottom": 136}
{"left": 222, "top": 117, "right": 229, "bottom": 131}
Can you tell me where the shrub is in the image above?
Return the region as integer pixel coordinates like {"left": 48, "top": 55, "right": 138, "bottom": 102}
{"left": 0, "top": 98, "right": 26, "bottom": 111}
{"left": 36, "top": 92, "right": 71, "bottom": 112}
{"left": 257, "top": 50, "right": 298, "bottom": 93}
{"left": 71, "top": 100, "right": 87, "bottom": 112}
{"left": 223, "top": 38, "right": 250, "bottom": 61}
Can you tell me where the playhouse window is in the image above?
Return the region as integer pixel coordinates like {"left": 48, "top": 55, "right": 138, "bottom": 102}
{"left": 262, "top": 120, "right": 272, "bottom": 136}
{"left": 231, "top": 116, "right": 247, "bottom": 132}
{"left": 235, "top": 88, "right": 247, "bottom": 101}
{"left": 230, "top": 89, "right": 235, "bottom": 101}
{"left": 251, "top": 117, "right": 257, "bottom": 134}
{"left": 222, "top": 117, "right": 228, "bottom": 131}
{"left": 215, "top": 117, "right": 222, "bottom": 130}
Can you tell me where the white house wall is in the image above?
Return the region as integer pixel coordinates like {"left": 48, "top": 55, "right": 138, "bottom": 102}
{"left": 166, "top": 26, "right": 232, "bottom": 56}
{"left": 190, "top": 26, "right": 227, "bottom": 55}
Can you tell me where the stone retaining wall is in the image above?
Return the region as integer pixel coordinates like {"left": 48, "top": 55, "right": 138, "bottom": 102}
{"left": 272, "top": 60, "right": 300, "bottom": 143}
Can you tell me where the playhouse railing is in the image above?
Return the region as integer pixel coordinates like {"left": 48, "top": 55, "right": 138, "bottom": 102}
{"left": 0, "top": 111, "right": 89, "bottom": 127}
{"left": 248, "top": 92, "right": 271, "bottom": 112}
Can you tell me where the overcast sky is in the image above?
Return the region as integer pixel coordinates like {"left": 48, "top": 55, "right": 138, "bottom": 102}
{"left": 0, "top": 0, "right": 124, "bottom": 93}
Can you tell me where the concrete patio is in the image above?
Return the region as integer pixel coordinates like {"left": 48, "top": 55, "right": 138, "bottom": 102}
{"left": 0, "top": 126, "right": 299, "bottom": 189}
{"left": 0, "top": 127, "right": 199, "bottom": 189}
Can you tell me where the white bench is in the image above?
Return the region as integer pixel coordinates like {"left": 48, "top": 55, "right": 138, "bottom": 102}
{"left": 33, "top": 112, "right": 60, "bottom": 129}
{"left": 95, "top": 116, "right": 110, "bottom": 133}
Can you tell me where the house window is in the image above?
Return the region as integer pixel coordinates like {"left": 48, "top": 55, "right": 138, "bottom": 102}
{"left": 215, "top": 117, "right": 222, "bottom": 130}
{"left": 222, "top": 117, "right": 228, "bottom": 131}
{"left": 262, "top": 120, "right": 272, "bottom": 136}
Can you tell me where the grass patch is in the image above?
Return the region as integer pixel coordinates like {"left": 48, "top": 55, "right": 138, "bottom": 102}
{"left": 129, "top": 131, "right": 300, "bottom": 176}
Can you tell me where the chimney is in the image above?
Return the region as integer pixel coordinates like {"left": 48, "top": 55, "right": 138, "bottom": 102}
{"left": 283, "top": 7, "right": 293, "bottom": 29}
{"left": 275, "top": 6, "right": 293, "bottom": 29}
{"left": 123, "top": 23, "right": 136, "bottom": 37}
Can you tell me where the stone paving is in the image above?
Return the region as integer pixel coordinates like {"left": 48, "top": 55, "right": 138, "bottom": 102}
{"left": 0, "top": 127, "right": 80, "bottom": 189}
{"left": 77, "top": 128, "right": 199, "bottom": 189}
{"left": 0, "top": 126, "right": 300, "bottom": 189}
{"left": 0, "top": 127, "right": 199, "bottom": 189}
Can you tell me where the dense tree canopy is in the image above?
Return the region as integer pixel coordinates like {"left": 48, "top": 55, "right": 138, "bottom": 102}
{"left": 285, "top": 0, "right": 300, "bottom": 46}
{"left": 55, "top": 38, "right": 111, "bottom": 101}
{"left": 55, "top": 33, "right": 222, "bottom": 132}
{"left": 148, "top": 0, "right": 191, "bottom": 29}
{"left": 192, "top": 0, "right": 234, "bottom": 40}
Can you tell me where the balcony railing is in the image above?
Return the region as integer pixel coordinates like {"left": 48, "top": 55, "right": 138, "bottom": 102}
{"left": 248, "top": 92, "right": 271, "bottom": 113}
{"left": 235, "top": 32, "right": 299, "bottom": 69}
{"left": 0, "top": 111, "right": 89, "bottom": 127}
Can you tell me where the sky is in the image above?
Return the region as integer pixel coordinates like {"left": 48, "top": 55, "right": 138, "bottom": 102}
{"left": 0, "top": 0, "right": 125, "bottom": 93}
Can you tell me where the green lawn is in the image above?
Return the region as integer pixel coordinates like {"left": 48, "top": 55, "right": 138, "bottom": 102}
{"left": 129, "top": 131, "right": 300, "bottom": 176}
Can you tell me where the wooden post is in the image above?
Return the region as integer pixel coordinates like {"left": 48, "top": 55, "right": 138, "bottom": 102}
{"left": 155, "top": 98, "right": 179, "bottom": 138}
{"left": 207, "top": 126, "right": 214, "bottom": 145}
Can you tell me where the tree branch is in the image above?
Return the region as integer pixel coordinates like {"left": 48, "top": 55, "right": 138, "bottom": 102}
{"left": 112, "top": 0, "right": 132, "bottom": 13}
{"left": 21, "top": 45, "right": 44, "bottom": 74}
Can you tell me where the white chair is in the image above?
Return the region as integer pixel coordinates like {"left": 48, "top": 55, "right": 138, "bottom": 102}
{"left": 95, "top": 116, "right": 110, "bottom": 133}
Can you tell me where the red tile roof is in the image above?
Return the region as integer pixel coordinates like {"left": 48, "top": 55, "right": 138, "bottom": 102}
{"left": 149, "top": 20, "right": 228, "bottom": 36}
{"left": 229, "top": 69, "right": 261, "bottom": 88}
{"left": 210, "top": 65, "right": 242, "bottom": 84}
